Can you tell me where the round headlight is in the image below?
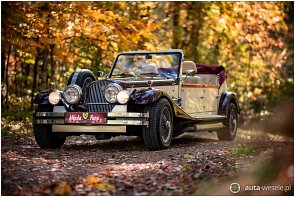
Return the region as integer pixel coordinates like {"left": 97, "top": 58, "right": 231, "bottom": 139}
{"left": 48, "top": 91, "right": 60, "bottom": 105}
{"left": 117, "top": 90, "right": 130, "bottom": 104}
{"left": 63, "top": 85, "right": 82, "bottom": 104}
{"left": 104, "top": 83, "right": 123, "bottom": 103}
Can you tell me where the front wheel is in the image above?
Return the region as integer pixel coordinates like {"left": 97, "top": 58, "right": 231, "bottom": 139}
{"left": 217, "top": 103, "right": 238, "bottom": 141}
{"left": 34, "top": 105, "right": 66, "bottom": 148}
{"left": 143, "top": 98, "right": 173, "bottom": 150}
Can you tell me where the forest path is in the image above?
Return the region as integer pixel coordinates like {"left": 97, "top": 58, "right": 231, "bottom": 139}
{"left": 2, "top": 130, "right": 293, "bottom": 195}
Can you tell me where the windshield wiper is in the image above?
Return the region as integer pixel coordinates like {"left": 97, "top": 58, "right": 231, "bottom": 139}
{"left": 140, "top": 72, "right": 176, "bottom": 79}
{"left": 113, "top": 73, "right": 136, "bottom": 77}
{"left": 139, "top": 72, "right": 161, "bottom": 76}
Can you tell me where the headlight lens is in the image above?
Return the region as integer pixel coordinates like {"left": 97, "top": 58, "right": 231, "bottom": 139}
{"left": 117, "top": 90, "right": 130, "bottom": 104}
{"left": 48, "top": 91, "right": 60, "bottom": 105}
{"left": 63, "top": 85, "right": 82, "bottom": 104}
{"left": 104, "top": 83, "right": 123, "bottom": 103}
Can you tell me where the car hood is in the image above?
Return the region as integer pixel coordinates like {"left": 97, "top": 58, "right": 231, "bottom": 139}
{"left": 107, "top": 77, "right": 176, "bottom": 88}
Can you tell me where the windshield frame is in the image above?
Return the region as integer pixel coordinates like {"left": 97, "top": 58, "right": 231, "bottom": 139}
{"left": 108, "top": 51, "right": 183, "bottom": 82}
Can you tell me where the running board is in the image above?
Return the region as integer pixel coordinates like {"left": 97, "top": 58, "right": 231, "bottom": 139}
{"left": 196, "top": 122, "right": 225, "bottom": 131}
{"left": 192, "top": 115, "right": 226, "bottom": 121}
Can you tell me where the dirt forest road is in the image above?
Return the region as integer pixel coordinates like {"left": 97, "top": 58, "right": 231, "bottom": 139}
{"left": 1, "top": 130, "right": 294, "bottom": 195}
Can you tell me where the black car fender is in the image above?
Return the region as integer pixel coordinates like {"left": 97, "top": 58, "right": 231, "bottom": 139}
{"left": 129, "top": 88, "right": 194, "bottom": 120}
{"left": 218, "top": 91, "right": 240, "bottom": 116}
{"left": 130, "top": 88, "right": 163, "bottom": 105}
{"left": 34, "top": 92, "right": 51, "bottom": 105}
{"left": 34, "top": 91, "right": 65, "bottom": 106}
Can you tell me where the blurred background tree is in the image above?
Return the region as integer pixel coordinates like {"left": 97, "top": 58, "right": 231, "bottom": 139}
{"left": 1, "top": 2, "right": 293, "bottom": 128}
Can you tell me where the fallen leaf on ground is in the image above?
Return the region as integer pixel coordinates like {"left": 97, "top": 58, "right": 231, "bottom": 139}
{"left": 184, "top": 154, "right": 193, "bottom": 159}
{"left": 52, "top": 181, "right": 72, "bottom": 195}
{"left": 96, "top": 183, "right": 114, "bottom": 192}
{"left": 84, "top": 176, "right": 102, "bottom": 186}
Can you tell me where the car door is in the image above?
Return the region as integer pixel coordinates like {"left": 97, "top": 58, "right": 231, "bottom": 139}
{"left": 180, "top": 83, "right": 204, "bottom": 114}
{"left": 203, "top": 86, "right": 219, "bottom": 113}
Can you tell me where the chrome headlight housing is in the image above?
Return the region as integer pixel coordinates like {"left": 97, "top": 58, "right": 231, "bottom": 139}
{"left": 48, "top": 91, "right": 61, "bottom": 105}
{"left": 117, "top": 90, "right": 130, "bottom": 104}
{"left": 63, "top": 84, "right": 82, "bottom": 104}
{"left": 104, "top": 83, "right": 123, "bottom": 103}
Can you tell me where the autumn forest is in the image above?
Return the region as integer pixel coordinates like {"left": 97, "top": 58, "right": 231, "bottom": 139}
{"left": 1, "top": 2, "right": 294, "bottom": 195}
{"left": 1, "top": 1, "right": 294, "bottom": 126}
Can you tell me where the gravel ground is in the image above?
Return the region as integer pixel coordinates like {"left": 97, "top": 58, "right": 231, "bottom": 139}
{"left": 1, "top": 130, "right": 293, "bottom": 195}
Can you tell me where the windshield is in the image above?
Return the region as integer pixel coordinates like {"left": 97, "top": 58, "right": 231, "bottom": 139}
{"left": 110, "top": 53, "right": 181, "bottom": 79}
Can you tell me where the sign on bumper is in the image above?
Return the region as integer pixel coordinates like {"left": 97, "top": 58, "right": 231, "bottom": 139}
{"left": 65, "top": 112, "right": 107, "bottom": 124}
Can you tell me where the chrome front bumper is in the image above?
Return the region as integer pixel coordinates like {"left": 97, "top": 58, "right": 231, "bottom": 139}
{"left": 34, "top": 112, "right": 149, "bottom": 126}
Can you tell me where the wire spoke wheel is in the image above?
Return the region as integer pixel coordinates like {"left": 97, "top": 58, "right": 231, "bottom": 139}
{"left": 229, "top": 109, "right": 237, "bottom": 135}
{"left": 160, "top": 106, "right": 172, "bottom": 144}
{"left": 217, "top": 103, "right": 238, "bottom": 141}
{"left": 143, "top": 98, "right": 173, "bottom": 150}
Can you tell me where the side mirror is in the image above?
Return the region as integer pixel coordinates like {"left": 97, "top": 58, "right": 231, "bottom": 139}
{"left": 97, "top": 71, "right": 104, "bottom": 78}
{"left": 186, "top": 70, "right": 196, "bottom": 77}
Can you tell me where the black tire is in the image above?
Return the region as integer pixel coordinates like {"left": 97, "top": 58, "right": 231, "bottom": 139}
{"left": 95, "top": 133, "right": 112, "bottom": 140}
{"left": 34, "top": 105, "right": 66, "bottom": 148}
{"left": 143, "top": 98, "right": 173, "bottom": 150}
{"left": 67, "top": 69, "right": 95, "bottom": 92}
{"left": 217, "top": 103, "right": 238, "bottom": 141}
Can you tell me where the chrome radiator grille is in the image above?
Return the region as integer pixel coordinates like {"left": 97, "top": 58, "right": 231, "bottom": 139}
{"left": 86, "top": 80, "right": 115, "bottom": 112}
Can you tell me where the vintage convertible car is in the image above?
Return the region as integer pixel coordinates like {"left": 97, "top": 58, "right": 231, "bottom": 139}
{"left": 33, "top": 49, "right": 239, "bottom": 150}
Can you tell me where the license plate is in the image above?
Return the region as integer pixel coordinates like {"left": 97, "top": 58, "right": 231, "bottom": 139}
{"left": 65, "top": 112, "right": 107, "bottom": 124}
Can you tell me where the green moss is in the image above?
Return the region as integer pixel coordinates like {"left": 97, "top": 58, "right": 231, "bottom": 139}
{"left": 226, "top": 145, "right": 257, "bottom": 157}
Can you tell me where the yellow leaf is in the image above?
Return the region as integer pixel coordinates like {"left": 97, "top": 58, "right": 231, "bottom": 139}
{"left": 84, "top": 176, "right": 102, "bottom": 186}
{"left": 254, "top": 88, "right": 262, "bottom": 95}
{"left": 96, "top": 183, "right": 114, "bottom": 192}
{"left": 52, "top": 181, "right": 72, "bottom": 195}
{"left": 183, "top": 154, "right": 193, "bottom": 159}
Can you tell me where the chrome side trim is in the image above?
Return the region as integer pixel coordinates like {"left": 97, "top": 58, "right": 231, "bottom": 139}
{"left": 34, "top": 119, "right": 147, "bottom": 126}
{"left": 34, "top": 112, "right": 148, "bottom": 118}
{"left": 86, "top": 103, "right": 110, "bottom": 105}
{"left": 192, "top": 115, "right": 226, "bottom": 121}
{"left": 107, "top": 120, "right": 147, "bottom": 125}
{"left": 52, "top": 125, "right": 126, "bottom": 133}
{"left": 35, "top": 112, "right": 65, "bottom": 117}
{"left": 108, "top": 112, "right": 148, "bottom": 118}
{"left": 122, "top": 79, "right": 176, "bottom": 86}
{"left": 35, "top": 119, "right": 65, "bottom": 124}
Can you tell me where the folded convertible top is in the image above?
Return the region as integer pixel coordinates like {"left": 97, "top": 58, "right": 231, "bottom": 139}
{"left": 196, "top": 64, "right": 227, "bottom": 85}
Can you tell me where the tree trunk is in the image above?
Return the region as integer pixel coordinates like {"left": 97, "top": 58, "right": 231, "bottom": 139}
{"left": 192, "top": 3, "right": 203, "bottom": 63}
{"left": 50, "top": 44, "right": 55, "bottom": 82}
{"left": 31, "top": 48, "right": 40, "bottom": 109}
{"left": 25, "top": 63, "right": 30, "bottom": 88}
{"left": 40, "top": 48, "right": 49, "bottom": 90}
{"left": 1, "top": 46, "right": 6, "bottom": 109}
{"left": 172, "top": 2, "right": 181, "bottom": 49}
{"left": 20, "top": 61, "right": 25, "bottom": 97}
{"left": 14, "top": 50, "right": 18, "bottom": 97}
{"left": 5, "top": 46, "right": 12, "bottom": 110}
